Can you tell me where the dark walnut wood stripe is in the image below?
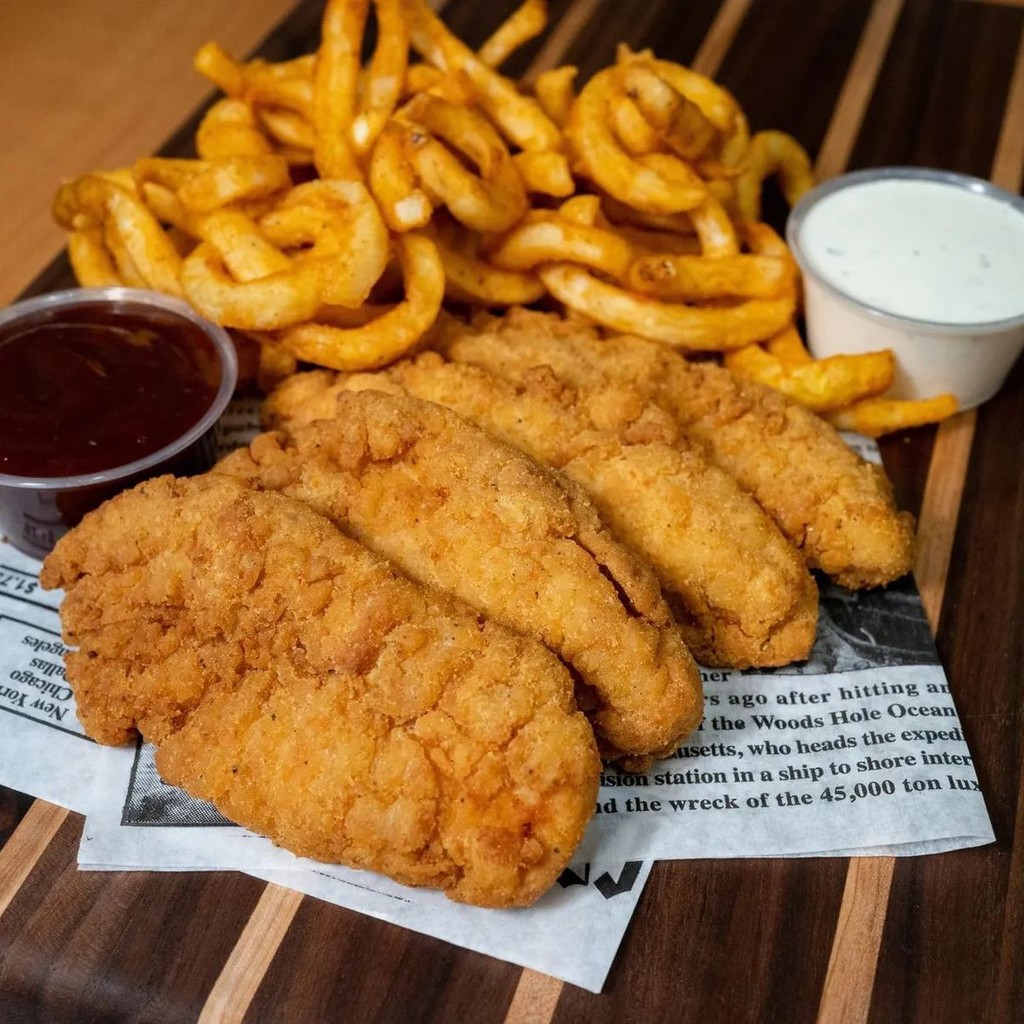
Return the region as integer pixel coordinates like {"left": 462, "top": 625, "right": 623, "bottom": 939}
{"left": 0, "top": 791, "right": 38, "bottom": 855}
{"left": 501, "top": 6, "right": 758, "bottom": 1018}
{"left": 554, "top": 859, "right": 849, "bottom": 1024}
{"left": 690, "top": 0, "right": 753, "bottom": 77}
{"left": 714, "top": 0, "right": 875, "bottom": 156}
{"left": 0, "top": 813, "right": 267, "bottom": 1023}
{"left": 815, "top": 0, "right": 904, "bottom": 181}
{"left": 829, "top": 6, "right": 1024, "bottom": 1023}
{"left": 851, "top": 0, "right": 1024, "bottom": 176}
{"left": 557, "top": 0, "right": 726, "bottom": 83}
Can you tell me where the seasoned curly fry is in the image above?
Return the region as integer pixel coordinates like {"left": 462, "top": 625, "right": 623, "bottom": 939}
{"left": 736, "top": 129, "right": 815, "bottom": 221}
{"left": 196, "top": 99, "right": 273, "bottom": 160}
{"left": 313, "top": 0, "right": 366, "bottom": 180}
{"left": 55, "top": 0, "right": 828, "bottom": 370}
{"left": 533, "top": 65, "right": 577, "bottom": 128}
{"left": 827, "top": 394, "right": 959, "bottom": 437}
{"left": 405, "top": 0, "right": 560, "bottom": 152}
{"left": 54, "top": 175, "right": 184, "bottom": 296}
{"left": 275, "top": 232, "right": 444, "bottom": 370}
{"left": 540, "top": 262, "right": 795, "bottom": 349}
{"left": 478, "top": 0, "right": 548, "bottom": 69}
{"left": 725, "top": 342, "right": 896, "bottom": 412}
{"left": 349, "top": 0, "right": 409, "bottom": 156}
{"left": 489, "top": 213, "right": 634, "bottom": 281}
{"left": 428, "top": 216, "right": 545, "bottom": 305}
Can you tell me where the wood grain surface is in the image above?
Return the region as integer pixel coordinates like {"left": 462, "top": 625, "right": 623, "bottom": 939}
{"left": 0, "top": 1, "right": 1022, "bottom": 1022}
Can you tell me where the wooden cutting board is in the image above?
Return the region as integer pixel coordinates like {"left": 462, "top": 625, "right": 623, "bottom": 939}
{"left": 1, "top": 2, "right": 1023, "bottom": 1021}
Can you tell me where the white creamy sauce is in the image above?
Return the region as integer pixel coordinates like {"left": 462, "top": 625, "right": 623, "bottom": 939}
{"left": 798, "top": 179, "right": 1024, "bottom": 324}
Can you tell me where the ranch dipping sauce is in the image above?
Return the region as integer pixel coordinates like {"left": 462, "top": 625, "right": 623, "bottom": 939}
{"left": 787, "top": 167, "right": 1024, "bottom": 411}
{"left": 798, "top": 178, "right": 1024, "bottom": 325}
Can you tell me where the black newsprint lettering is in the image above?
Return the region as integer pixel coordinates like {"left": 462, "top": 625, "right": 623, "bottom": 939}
{"left": 0, "top": 614, "right": 92, "bottom": 741}
{"left": 557, "top": 864, "right": 592, "bottom": 888}
{"left": 0, "top": 702, "right": 95, "bottom": 742}
{"left": 594, "top": 862, "right": 642, "bottom": 898}
{"left": 556, "top": 861, "right": 643, "bottom": 896}
{"left": 0, "top": 565, "right": 60, "bottom": 613}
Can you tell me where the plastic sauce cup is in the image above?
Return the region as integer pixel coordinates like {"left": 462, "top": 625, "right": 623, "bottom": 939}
{"left": 0, "top": 288, "right": 237, "bottom": 559}
{"left": 786, "top": 167, "right": 1024, "bottom": 411}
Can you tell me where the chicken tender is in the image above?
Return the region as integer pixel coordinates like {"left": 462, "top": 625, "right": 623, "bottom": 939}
{"left": 218, "top": 389, "right": 703, "bottom": 758}
{"left": 432, "top": 309, "right": 915, "bottom": 589}
{"left": 646, "top": 361, "right": 916, "bottom": 588}
{"left": 264, "top": 362, "right": 818, "bottom": 669}
{"left": 41, "top": 474, "right": 600, "bottom": 907}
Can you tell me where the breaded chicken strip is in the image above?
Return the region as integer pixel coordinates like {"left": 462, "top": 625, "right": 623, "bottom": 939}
{"left": 217, "top": 390, "right": 702, "bottom": 759}
{"left": 432, "top": 309, "right": 915, "bottom": 590}
{"left": 263, "top": 363, "right": 818, "bottom": 670}
{"left": 41, "top": 475, "right": 600, "bottom": 907}
{"left": 654, "top": 362, "right": 916, "bottom": 588}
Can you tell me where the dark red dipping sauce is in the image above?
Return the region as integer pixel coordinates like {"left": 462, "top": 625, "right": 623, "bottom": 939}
{"left": 0, "top": 304, "right": 222, "bottom": 478}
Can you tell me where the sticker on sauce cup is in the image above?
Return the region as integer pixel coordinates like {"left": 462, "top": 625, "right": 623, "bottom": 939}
{"left": 0, "top": 287, "right": 237, "bottom": 559}
{"left": 786, "top": 167, "right": 1024, "bottom": 411}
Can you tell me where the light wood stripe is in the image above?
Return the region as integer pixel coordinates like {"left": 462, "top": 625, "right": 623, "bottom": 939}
{"left": 914, "top": 19, "right": 1024, "bottom": 630}
{"left": 816, "top": 858, "right": 896, "bottom": 1024}
{"left": 197, "top": 884, "right": 304, "bottom": 1024}
{"left": 991, "top": 22, "right": 1024, "bottom": 193}
{"left": 691, "top": 0, "right": 753, "bottom": 78}
{"left": 507, "top": 2, "right": 746, "bottom": 1019}
{"left": 506, "top": 2, "right": 750, "bottom": 1018}
{"left": 0, "top": 800, "right": 68, "bottom": 921}
{"left": 814, "top": 0, "right": 903, "bottom": 181}
{"left": 914, "top": 411, "right": 978, "bottom": 632}
{"left": 504, "top": 970, "right": 567, "bottom": 1024}
{"left": 506, "top": 3, "right": 647, "bottom": 1018}
{"left": 808, "top": 4, "right": 919, "bottom": 1022}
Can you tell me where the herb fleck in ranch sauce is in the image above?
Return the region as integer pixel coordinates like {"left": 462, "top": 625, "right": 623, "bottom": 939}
{"left": 798, "top": 179, "right": 1024, "bottom": 325}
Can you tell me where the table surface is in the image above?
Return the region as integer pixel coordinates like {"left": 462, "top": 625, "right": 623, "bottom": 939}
{"left": 1, "top": 1, "right": 1022, "bottom": 1021}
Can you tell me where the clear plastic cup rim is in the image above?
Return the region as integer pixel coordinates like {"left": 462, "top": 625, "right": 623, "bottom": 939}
{"left": 0, "top": 287, "right": 237, "bottom": 490}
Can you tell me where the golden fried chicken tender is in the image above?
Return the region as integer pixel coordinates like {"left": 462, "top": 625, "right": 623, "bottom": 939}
{"left": 646, "top": 361, "right": 916, "bottom": 588}
{"left": 263, "top": 359, "right": 818, "bottom": 670}
{"left": 218, "top": 389, "right": 703, "bottom": 758}
{"left": 432, "top": 309, "right": 915, "bottom": 590}
{"left": 41, "top": 474, "right": 600, "bottom": 907}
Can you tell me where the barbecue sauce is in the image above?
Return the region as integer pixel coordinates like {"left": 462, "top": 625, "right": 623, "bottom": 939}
{"left": 0, "top": 303, "right": 221, "bottom": 478}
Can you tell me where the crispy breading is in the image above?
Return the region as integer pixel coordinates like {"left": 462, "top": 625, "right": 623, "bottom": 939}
{"left": 432, "top": 308, "right": 915, "bottom": 590}
{"left": 40, "top": 474, "right": 600, "bottom": 907}
{"left": 646, "top": 361, "right": 916, "bottom": 588}
{"left": 219, "top": 389, "right": 703, "bottom": 757}
{"left": 264, "top": 361, "right": 818, "bottom": 669}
